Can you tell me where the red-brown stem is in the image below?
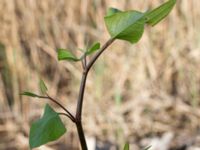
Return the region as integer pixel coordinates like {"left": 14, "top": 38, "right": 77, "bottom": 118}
{"left": 58, "top": 113, "right": 75, "bottom": 122}
{"left": 38, "top": 95, "right": 75, "bottom": 122}
{"left": 75, "top": 38, "right": 115, "bottom": 150}
{"left": 76, "top": 38, "right": 115, "bottom": 119}
{"left": 76, "top": 122, "right": 88, "bottom": 150}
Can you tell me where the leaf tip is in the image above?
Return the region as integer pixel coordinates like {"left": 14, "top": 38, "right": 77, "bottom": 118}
{"left": 39, "top": 79, "right": 48, "bottom": 95}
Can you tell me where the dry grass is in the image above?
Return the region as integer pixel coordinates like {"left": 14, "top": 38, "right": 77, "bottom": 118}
{"left": 0, "top": 0, "right": 200, "bottom": 149}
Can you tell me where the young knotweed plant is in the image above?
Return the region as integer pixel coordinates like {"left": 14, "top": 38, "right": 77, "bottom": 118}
{"left": 22, "top": 0, "right": 176, "bottom": 149}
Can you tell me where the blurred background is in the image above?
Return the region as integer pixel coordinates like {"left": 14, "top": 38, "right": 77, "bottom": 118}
{"left": 0, "top": 0, "right": 200, "bottom": 150}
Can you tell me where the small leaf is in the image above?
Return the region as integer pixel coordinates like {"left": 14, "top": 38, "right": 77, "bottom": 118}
{"left": 57, "top": 49, "right": 80, "bottom": 61}
{"left": 21, "top": 91, "right": 39, "bottom": 98}
{"left": 144, "top": 145, "right": 152, "bottom": 150}
{"left": 39, "top": 79, "right": 48, "bottom": 95}
{"left": 104, "top": 11, "right": 145, "bottom": 43}
{"left": 86, "top": 42, "right": 100, "bottom": 55}
{"left": 106, "top": 7, "right": 122, "bottom": 16}
{"left": 29, "top": 104, "right": 66, "bottom": 149}
{"left": 123, "top": 143, "right": 129, "bottom": 150}
{"left": 145, "top": 0, "right": 176, "bottom": 26}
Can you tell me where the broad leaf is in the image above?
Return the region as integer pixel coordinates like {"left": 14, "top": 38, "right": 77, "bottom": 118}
{"left": 57, "top": 49, "right": 80, "bottom": 61}
{"left": 145, "top": 0, "right": 176, "bottom": 26}
{"left": 106, "top": 7, "right": 122, "bottom": 16}
{"left": 86, "top": 42, "right": 100, "bottom": 55}
{"left": 104, "top": 11, "right": 145, "bottom": 43}
{"left": 29, "top": 104, "right": 66, "bottom": 149}
{"left": 39, "top": 79, "right": 48, "bottom": 94}
{"left": 124, "top": 143, "right": 129, "bottom": 150}
{"left": 104, "top": 0, "right": 176, "bottom": 43}
{"left": 21, "top": 91, "right": 39, "bottom": 98}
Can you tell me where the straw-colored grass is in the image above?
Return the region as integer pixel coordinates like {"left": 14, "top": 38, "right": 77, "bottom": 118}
{"left": 0, "top": 0, "right": 200, "bottom": 149}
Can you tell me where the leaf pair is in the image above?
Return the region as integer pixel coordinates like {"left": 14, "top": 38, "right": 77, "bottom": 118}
{"left": 104, "top": 0, "right": 176, "bottom": 43}
{"left": 57, "top": 0, "right": 176, "bottom": 61}
{"left": 58, "top": 42, "right": 100, "bottom": 61}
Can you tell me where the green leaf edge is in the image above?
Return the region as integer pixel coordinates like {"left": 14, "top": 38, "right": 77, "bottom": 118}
{"left": 86, "top": 42, "right": 101, "bottom": 55}
{"left": 21, "top": 91, "right": 39, "bottom": 98}
{"left": 104, "top": 0, "right": 176, "bottom": 43}
{"left": 39, "top": 79, "right": 48, "bottom": 94}
{"left": 104, "top": 10, "right": 145, "bottom": 38}
{"left": 57, "top": 49, "right": 80, "bottom": 61}
{"left": 145, "top": 0, "right": 176, "bottom": 26}
{"left": 29, "top": 104, "right": 67, "bottom": 149}
{"left": 106, "top": 7, "right": 122, "bottom": 16}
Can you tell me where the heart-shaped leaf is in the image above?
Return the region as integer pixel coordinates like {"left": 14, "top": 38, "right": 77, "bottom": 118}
{"left": 145, "top": 0, "right": 176, "bottom": 26}
{"left": 104, "top": 11, "right": 145, "bottom": 43}
{"left": 86, "top": 42, "right": 100, "bottom": 55}
{"left": 123, "top": 143, "right": 129, "bottom": 150}
{"left": 29, "top": 104, "right": 66, "bottom": 149}
{"left": 21, "top": 91, "right": 39, "bottom": 98}
{"left": 39, "top": 79, "right": 48, "bottom": 95}
{"left": 57, "top": 49, "right": 80, "bottom": 61}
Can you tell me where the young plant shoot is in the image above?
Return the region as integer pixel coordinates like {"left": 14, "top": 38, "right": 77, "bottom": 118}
{"left": 22, "top": 0, "right": 176, "bottom": 149}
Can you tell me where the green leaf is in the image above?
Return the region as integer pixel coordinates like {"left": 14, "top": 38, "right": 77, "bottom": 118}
{"left": 104, "top": 0, "right": 176, "bottom": 43}
{"left": 57, "top": 49, "right": 80, "bottom": 61}
{"left": 21, "top": 91, "right": 39, "bottom": 98}
{"left": 86, "top": 42, "right": 100, "bottom": 55}
{"left": 145, "top": 0, "right": 176, "bottom": 26}
{"left": 29, "top": 104, "right": 66, "bottom": 149}
{"left": 144, "top": 145, "right": 152, "bottom": 150}
{"left": 39, "top": 79, "right": 48, "bottom": 94}
{"left": 123, "top": 143, "right": 129, "bottom": 150}
{"left": 104, "top": 11, "right": 145, "bottom": 43}
{"left": 106, "top": 7, "right": 122, "bottom": 16}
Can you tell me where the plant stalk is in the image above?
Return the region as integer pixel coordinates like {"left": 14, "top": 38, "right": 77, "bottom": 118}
{"left": 75, "top": 38, "right": 115, "bottom": 150}
{"left": 76, "top": 121, "right": 88, "bottom": 150}
{"left": 76, "top": 38, "right": 115, "bottom": 120}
